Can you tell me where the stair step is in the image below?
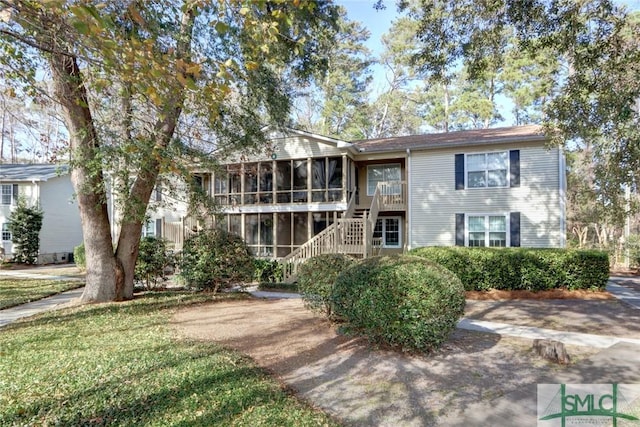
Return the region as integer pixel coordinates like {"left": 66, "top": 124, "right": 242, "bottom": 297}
{"left": 352, "top": 209, "right": 369, "bottom": 218}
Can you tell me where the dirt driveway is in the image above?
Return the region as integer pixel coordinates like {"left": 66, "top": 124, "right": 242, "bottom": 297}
{"left": 170, "top": 295, "right": 640, "bottom": 426}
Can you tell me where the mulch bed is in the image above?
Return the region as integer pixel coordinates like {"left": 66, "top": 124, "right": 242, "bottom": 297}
{"left": 466, "top": 289, "right": 614, "bottom": 300}
{"left": 465, "top": 268, "right": 639, "bottom": 301}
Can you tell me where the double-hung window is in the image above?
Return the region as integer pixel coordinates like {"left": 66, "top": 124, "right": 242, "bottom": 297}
{"left": 367, "top": 164, "right": 401, "bottom": 195}
{"left": 142, "top": 220, "right": 156, "bottom": 237}
{"left": 1, "top": 185, "right": 14, "bottom": 205}
{"left": 467, "top": 215, "right": 507, "bottom": 247}
{"left": 373, "top": 217, "right": 401, "bottom": 248}
{"left": 1, "top": 223, "right": 11, "bottom": 241}
{"left": 466, "top": 152, "right": 508, "bottom": 188}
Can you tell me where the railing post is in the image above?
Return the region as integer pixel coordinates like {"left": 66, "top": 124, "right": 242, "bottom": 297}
{"left": 364, "top": 217, "right": 370, "bottom": 258}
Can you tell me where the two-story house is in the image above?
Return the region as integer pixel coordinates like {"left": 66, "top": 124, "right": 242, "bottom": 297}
{"left": 0, "top": 164, "right": 83, "bottom": 263}
{"left": 156, "top": 125, "right": 565, "bottom": 279}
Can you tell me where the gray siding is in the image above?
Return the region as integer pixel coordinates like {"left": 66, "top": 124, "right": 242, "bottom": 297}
{"left": 409, "top": 143, "right": 563, "bottom": 248}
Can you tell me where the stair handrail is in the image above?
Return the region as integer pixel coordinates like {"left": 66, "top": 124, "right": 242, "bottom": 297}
{"left": 343, "top": 190, "right": 357, "bottom": 218}
{"left": 281, "top": 190, "right": 357, "bottom": 265}
{"left": 365, "top": 185, "right": 382, "bottom": 257}
{"left": 281, "top": 222, "right": 338, "bottom": 281}
{"left": 368, "top": 184, "right": 381, "bottom": 231}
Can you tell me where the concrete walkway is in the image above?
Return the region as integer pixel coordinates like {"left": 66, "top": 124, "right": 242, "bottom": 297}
{"left": 2, "top": 276, "right": 639, "bottom": 350}
{"left": 0, "top": 269, "right": 84, "bottom": 281}
{"left": 248, "top": 279, "right": 640, "bottom": 350}
{"left": 607, "top": 276, "right": 640, "bottom": 309}
{"left": 0, "top": 287, "right": 84, "bottom": 328}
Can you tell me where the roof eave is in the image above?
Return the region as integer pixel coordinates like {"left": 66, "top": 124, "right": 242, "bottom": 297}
{"left": 357, "top": 134, "right": 549, "bottom": 154}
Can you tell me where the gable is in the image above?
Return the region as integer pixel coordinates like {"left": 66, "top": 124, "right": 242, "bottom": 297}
{"left": 221, "top": 131, "right": 352, "bottom": 164}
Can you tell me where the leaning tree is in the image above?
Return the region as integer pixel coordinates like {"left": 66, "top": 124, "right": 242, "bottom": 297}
{"left": 0, "top": 0, "right": 338, "bottom": 302}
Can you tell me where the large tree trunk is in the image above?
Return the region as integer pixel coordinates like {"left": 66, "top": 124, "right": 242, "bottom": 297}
{"left": 48, "top": 52, "right": 122, "bottom": 303}
{"left": 47, "top": 3, "right": 195, "bottom": 302}
{"left": 113, "top": 5, "right": 196, "bottom": 299}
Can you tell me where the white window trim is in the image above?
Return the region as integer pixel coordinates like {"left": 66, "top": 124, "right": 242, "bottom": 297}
{"left": 142, "top": 220, "right": 156, "bottom": 237}
{"left": 1, "top": 184, "right": 14, "bottom": 206}
{"left": 465, "top": 213, "right": 509, "bottom": 247}
{"left": 1, "top": 223, "right": 11, "bottom": 241}
{"left": 465, "top": 151, "right": 509, "bottom": 189}
{"left": 367, "top": 163, "right": 401, "bottom": 196}
{"left": 374, "top": 216, "right": 402, "bottom": 248}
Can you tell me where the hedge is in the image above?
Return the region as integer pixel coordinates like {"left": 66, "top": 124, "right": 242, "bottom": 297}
{"left": 409, "top": 247, "right": 609, "bottom": 291}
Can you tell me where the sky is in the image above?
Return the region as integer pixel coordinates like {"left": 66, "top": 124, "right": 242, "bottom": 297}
{"left": 337, "top": 0, "right": 640, "bottom": 53}
{"left": 335, "top": 0, "right": 640, "bottom": 126}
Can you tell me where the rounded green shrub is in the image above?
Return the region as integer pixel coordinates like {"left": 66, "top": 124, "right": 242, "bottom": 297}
{"left": 135, "top": 236, "right": 174, "bottom": 290}
{"left": 332, "top": 255, "right": 465, "bottom": 352}
{"left": 179, "top": 228, "right": 254, "bottom": 292}
{"left": 409, "top": 247, "right": 484, "bottom": 290}
{"left": 7, "top": 199, "right": 43, "bottom": 264}
{"left": 297, "top": 254, "right": 354, "bottom": 317}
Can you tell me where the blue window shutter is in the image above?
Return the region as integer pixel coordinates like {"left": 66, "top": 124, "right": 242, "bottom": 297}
{"left": 155, "top": 185, "right": 162, "bottom": 202}
{"left": 455, "top": 154, "right": 464, "bottom": 190}
{"left": 455, "top": 213, "right": 465, "bottom": 246}
{"left": 155, "top": 219, "right": 162, "bottom": 238}
{"left": 510, "top": 150, "right": 520, "bottom": 188}
{"left": 510, "top": 212, "right": 520, "bottom": 247}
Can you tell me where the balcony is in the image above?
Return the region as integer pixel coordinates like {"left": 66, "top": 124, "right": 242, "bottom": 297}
{"left": 376, "top": 181, "right": 407, "bottom": 211}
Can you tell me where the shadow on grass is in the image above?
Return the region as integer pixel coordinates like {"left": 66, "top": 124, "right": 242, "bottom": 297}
{"left": 0, "top": 280, "right": 84, "bottom": 309}
{"left": 4, "top": 342, "right": 293, "bottom": 426}
{"left": 1, "top": 292, "right": 333, "bottom": 426}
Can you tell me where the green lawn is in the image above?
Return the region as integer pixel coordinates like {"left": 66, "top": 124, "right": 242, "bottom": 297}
{"left": 0, "top": 292, "right": 340, "bottom": 426}
{"left": 0, "top": 278, "right": 83, "bottom": 309}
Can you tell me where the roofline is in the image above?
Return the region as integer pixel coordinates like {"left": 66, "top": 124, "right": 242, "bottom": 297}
{"left": 0, "top": 164, "right": 69, "bottom": 182}
{"left": 355, "top": 133, "right": 548, "bottom": 154}
{"left": 264, "top": 125, "right": 358, "bottom": 153}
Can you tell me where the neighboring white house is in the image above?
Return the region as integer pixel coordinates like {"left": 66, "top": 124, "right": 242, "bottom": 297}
{"left": 0, "top": 164, "right": 83, "bottom": 263}
{"left": 146, "top": 125, "right": 566, "bottom": 277}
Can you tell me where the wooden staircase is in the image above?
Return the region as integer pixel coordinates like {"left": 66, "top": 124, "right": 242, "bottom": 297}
{"left": 281, "top": 185, "right": 390, "bottom": 282}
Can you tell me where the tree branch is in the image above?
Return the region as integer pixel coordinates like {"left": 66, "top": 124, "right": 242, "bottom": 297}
{"left": 0, "top": 28, "right": 75, "bottom": 58}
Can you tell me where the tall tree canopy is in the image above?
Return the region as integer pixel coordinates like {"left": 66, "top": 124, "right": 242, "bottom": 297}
{"left": 291, "top": 6, "right": 373, "bottom": 139}
{"left": 399, "top": 0, "right": 640, "bottom": 211}
{"left": 0, "top": 0, "right": 338, "bottom": 302}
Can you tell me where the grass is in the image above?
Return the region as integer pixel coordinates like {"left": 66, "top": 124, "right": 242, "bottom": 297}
{"left": 0, "top": 292, "right": 341, "bottom": 426}
{"left": 257, "top": 282, "right": 299, "bottom": 293}
{"left": 0, "top": 278, "right": 83, "bottom": 309}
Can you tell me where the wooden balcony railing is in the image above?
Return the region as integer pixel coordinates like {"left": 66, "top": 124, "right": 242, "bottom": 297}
{"left": 160, "top": 181, "right": 406, "bottom": 281}
{"left": 281, "top": 192, "right": 359, "bottom": 282}
{"left": 377, "top": 181, "right": 407, "bottom": 210}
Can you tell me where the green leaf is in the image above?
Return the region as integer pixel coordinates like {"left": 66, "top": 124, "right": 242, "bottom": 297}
{"left": 214, "top": 21, "right": 229, "bottom": 34}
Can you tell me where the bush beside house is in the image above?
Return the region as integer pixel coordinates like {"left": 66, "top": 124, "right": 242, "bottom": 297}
{"left": 179, "top": 228, "right": 254, "bottom": 292}
{"left": 7, "top": 200, "right": 43, "bottom": 264}
{"left": 331, "top": 255, "right": 465, "bottom": 352}
{"left": 297, "top": 254, "right": 354, "bottom": 317}
{"left": 73, "top": 243, "right": 86, "bottom": 270}
{"left": 135, "top": 236, "right": 175, "bottom": 290}
{"left": 410, "top": 247, "right": 609, "bottom": 291}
